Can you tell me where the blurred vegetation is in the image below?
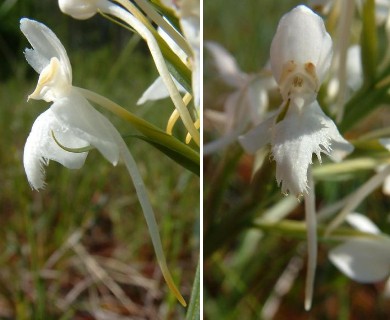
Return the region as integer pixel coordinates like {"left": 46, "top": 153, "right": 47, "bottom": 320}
{"left": 0, "top": 1, "right": 198, "bottom": 319}
{"left": 204, "top": 0, "right": 390, "bottom": 319}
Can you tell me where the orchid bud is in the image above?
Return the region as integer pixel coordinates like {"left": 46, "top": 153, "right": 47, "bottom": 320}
{"left": 270, "top": 5, "right": 332, "bottom": 102}
{"left": 58, "top": 0, "right": 102, "bottom": 20}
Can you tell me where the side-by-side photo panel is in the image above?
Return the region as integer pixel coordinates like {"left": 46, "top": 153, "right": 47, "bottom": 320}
{"left": 204, "top": 0, "right": 390, "bottom": 318}
{"left": 0, "top": 0, "right": 199, "bottom": 318}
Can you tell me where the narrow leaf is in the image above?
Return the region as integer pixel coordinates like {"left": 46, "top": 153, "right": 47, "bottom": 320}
{"left": 126, "top": 134, "right": 199, "bottom": 175}
{"left": 186, "top": 261, "right": 200, "bottom": 320}
{"left": 361, "top": 0, "right": 377, "bottom": 85}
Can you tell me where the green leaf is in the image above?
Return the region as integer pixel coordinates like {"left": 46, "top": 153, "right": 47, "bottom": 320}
{"left": 126, "top": 134, "right": 199, "bottom": 176}
{"left": 78, "top": 88, "right": 200, "bottom": 174}
{"left": 339, "top": 85, "right": 390, "bottom": 132}
{"left": 361, "top": 0, "right": 377, "bottom": 85}
{"left": 186, "top": 261, "right": 200, "bottom": 320}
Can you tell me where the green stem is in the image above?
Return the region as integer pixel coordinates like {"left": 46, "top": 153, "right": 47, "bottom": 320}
{"left": 312, "top": 157, "right": 385, "bottom": 177}
{"left": 253, "top": 220, "right": 380, "bottom": 241}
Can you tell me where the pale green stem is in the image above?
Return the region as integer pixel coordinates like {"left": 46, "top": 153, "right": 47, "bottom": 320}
{"left": 132, "top": 0, "right": 193, "bottom": 57}
{"left": 99, "top": 0, "right": 199, "bottom": 146}
{"left": 254, "top": 219, "right": 382, "bottom": 240}
{"left": 326, "top": 165, "right": 390, "bottom": 236}
{"left": 304, "top": 168, "right": 316, "bottom": 311}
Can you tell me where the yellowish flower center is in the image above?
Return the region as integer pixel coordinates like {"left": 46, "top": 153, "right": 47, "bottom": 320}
{"left": 28, "top": 57, "right": 71, "bottom": 102}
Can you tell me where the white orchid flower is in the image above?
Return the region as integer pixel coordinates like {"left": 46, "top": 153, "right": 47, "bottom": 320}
{"left": 329, "top": 213, "right": 390, "bottom": 283}
{"left": 21, "top": 18, "right": 121, "bottom": 189}
{"left": 204, "top": 41, "right": 276, "bottom": 155}
{"left": 21, "top": 18, "right": 186, "bottom": 306}
{"left": 239, "top": 5, "right": 353, "bottom": 197}
{"left": 239, "top": 5, "right": 353, "bottom": 310}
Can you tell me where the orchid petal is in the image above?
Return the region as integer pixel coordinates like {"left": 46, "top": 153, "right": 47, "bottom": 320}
{"left": 270, "top": 5, "right": 332, "bottom": 86}
{"left": 329, "top": 238, "right": 390, "bottom": 283}
{"left": 50, "top": 89, "right": 120, "bottom": 166}
{"left": 239, "top": 115, "right": 274, "bottom": 154}
{"left": 24, "top": 109, "right": 88, "bottom": 190}
{"left": 272, "top": 101, "right": 351, "bottom": 195}
{"left": 205, "top": 41, "right": 247, "bottom": 87}
{"left": 20, "top": 18, "right": 72, "bottom": 83}
{"left": 224, "top": 90, "right": 246, "bottom": 133}
{"left": 346, "top": 45, "right": 363, "bottom": 91}
{"left": 137, "top": 76, "right": 186, "bottom": 105}
{"left": 345, "top": 213, "right": 381, "bottom": 234}
{"left": 380, "top": 138, "right": 390, "bottom": 150}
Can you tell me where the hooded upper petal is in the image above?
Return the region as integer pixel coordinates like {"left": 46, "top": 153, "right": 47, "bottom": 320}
{"left": 329, "top": 237, "right": 390, "bottom": 283}
{"left": 24, "top": 108, "right": 88, "bottom": 190}
{"left": 270, "top": 5, "right": 332, "bottom": 99}
{"left": 21, "top": 18, "right": 72, "bottom": 101}
{"left": 20, "top": 18, "right": 71, "bottom": 81}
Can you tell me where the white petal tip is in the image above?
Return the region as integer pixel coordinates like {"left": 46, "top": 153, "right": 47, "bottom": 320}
{"left": 304, "top": 300, "right": 312, "bottom": 311}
